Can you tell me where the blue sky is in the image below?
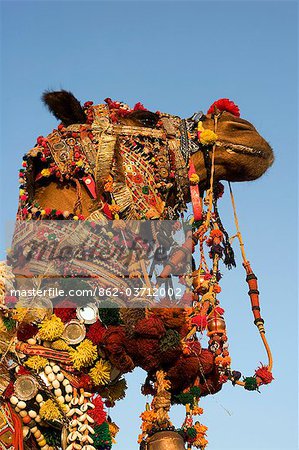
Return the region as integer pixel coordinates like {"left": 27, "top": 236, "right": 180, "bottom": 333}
{"left": 0, "top": 1, "right": 297, "bottom": 449}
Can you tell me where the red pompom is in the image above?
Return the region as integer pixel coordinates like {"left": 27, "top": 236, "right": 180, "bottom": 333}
{"left": 255, "top": 365, "right": 274, "bottom": 385}
{"left": 90, "top": 395, "right": 107, "bottom": 425}
{"left": 86, "top": 321, "right": 106, "bottom": 345}
{"left": 77, "top": 373, "right": 93, "bottom": 390}
{"left": 104, "top": 98, "right": 120, "bottom": 109}
{"left": 17, "top": 323, "right": 39, "bottom": 342}
{"left": 133, "top": 102, "right": 147, "bottom": 111}
{"left": 54, "top": 300, "right": 77, "bottom": 323}
{"left": 207, "top": 98, "right": 240, "bottom": 117}
{"left": 214, "top": 306, "right": 225, "bottom": 316}
{"left": 191, "top": 315, "right": 207, "bottom": 330}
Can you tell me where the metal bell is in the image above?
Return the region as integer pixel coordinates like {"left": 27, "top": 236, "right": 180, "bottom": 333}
{"left": 146, "top": 431, "right": 186, "bottom": 450}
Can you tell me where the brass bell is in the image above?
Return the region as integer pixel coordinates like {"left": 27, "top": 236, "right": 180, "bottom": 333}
{"left": 192, "top": 269, "right": 209, "bottom": 294}
{"left": 146, "top": 431, "right": 186, "bottom": 450}
{"left": 207, "top": 315, "right": 226, "bottom": 335}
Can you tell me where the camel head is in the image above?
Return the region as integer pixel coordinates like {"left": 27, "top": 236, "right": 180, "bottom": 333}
{"left": 191, "top": 99, "right": 274, "bottom": 187}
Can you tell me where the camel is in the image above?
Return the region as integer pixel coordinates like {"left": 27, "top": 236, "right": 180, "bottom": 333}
{"left": 0, "top": 91, "right": 274, "bottom": 450}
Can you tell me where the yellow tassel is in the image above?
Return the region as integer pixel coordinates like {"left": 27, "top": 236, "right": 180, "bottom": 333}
{"left": 38, "top": 315, "right": 65, "bottom": 341}
{"left": 25, "top": 356, "right": 48, "bottom": 371}
{"left": 69, "top": 339, "right": 97, "bottom": 370}
{"left": 89, "top": 359, "right": 111, "bottom": 385}
{"left": 39, "top": 399, "right": 63, "bottom": 421}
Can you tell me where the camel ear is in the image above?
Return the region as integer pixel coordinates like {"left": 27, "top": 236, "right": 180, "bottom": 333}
{"left": 42, "top": 90, "right": 87, "bottom": 126}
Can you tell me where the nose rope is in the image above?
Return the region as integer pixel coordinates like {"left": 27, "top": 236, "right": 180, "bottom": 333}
{"left": 228, "top": 181, "right": 273, "bottom": 381}
{"left": 201, "top": 113, "right": 219, "bottom": 229}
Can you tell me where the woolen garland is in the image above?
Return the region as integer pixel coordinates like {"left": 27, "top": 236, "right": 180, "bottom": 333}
{"left": 90, "top": 395, "right": 107, "bottom": 426}
{"left": 53, "top": 300, "right": 77, "bottom": 323}
{"left": 86, "top": 320, "right": 106, "bottom": 345}
{"left": 134, "top": 316, "right": 165, "bottom": 338}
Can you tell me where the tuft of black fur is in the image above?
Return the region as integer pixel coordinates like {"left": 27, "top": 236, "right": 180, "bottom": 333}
{"left": 128, "top": 110, "right": 160, "bottom": 128}
{"left": 42, "top": 90, "right": 87, "bottom": 126}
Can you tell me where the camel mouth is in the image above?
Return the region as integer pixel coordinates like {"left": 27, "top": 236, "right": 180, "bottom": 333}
{"left": 217, "top": 141, "right": 268, "bottom": 159}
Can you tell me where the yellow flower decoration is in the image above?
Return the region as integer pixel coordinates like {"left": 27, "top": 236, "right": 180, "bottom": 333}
{"left": 39, "top": 399, "right": 62, "bottom": 421}
{"left": 69, "top": 339, "right": 97, "bottom": 370}
{"left": 41, "top": 168, "right": 51, "bottom": 177}
{"left": 76, "top": 160, "right": 84, "bottom": 167}
{"left": 38, "top": 315, "right": 65, "bottom": 341}
{"left": 199, "top": 129, "right": 218, "bottom": 146}
{"left": 89, "top": 358, "right": 111, "bottom": 385}
{"left": 189, "top": 173, "right": 200, "bottom": 185}
{"left": 25, "top": 356, "right": 48, "bottom": 371}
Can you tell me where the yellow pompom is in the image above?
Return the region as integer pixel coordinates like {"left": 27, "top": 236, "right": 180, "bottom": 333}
{"left": 189, "top": 173, "right": 200, "bottom": 185}
{"left": 199, "top": 129, "right": 218, "bottom": 146}
{"left": 25, "top": 356, "right": 48, "bottom": 371}
{"left": 69, "top": 339, "right": 97, "bottom": 370}
{"left": 197, "top": 122, "right": 204, "bottom": 132}
{"left": 39, "top": 399, "right": 62, "bottom": 421}
{"left": 41, "top": 168, "right": 51, "bottom": 177}
{"left": 38, "top": 315, "right": 65, "bottom": 341}
{"left": 89, "top": 359, "right": 111, "bottom": 386}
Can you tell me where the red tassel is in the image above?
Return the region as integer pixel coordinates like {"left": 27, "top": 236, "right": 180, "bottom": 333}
{"left": 8, "top": 404, "right": 24, "bottom": 450}
{"left": 255, "top": 365, "right": 274, "bottom": 385}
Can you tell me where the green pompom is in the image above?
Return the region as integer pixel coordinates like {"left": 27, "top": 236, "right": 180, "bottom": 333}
{"left": 42, "top": 428, "right": 61, "bottom": 446}
{"left": 3, "top": 317, "right": 16, "bottom": 332}
{"left": 98, "top": 300, "right": 121, "bottom": 326}
{"left": 189, "top": 386, "right": 201, "bottom": 398}
{"left": 159, "top": 329, "right": 181, "bottom": 352}
{"left": 175, "top": 392, "right": 194, "bottom": 405}
{"left": 93, "top": 422, "right": 112, "bottom": 448}
{"left": 244, "top": 376, "right": 258, "bottom": 391}
{"left": 186, "top": 427, "right": 197, "bottom": 439}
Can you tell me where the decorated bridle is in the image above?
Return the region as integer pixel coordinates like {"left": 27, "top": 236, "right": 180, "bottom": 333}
{"left": 181, "top": 98, "right": 273, "bottom": 389}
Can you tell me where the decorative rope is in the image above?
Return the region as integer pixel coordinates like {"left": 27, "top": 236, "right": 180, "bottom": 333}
{"left": 228, "top": 182, "right": 273, "bottom": 383}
